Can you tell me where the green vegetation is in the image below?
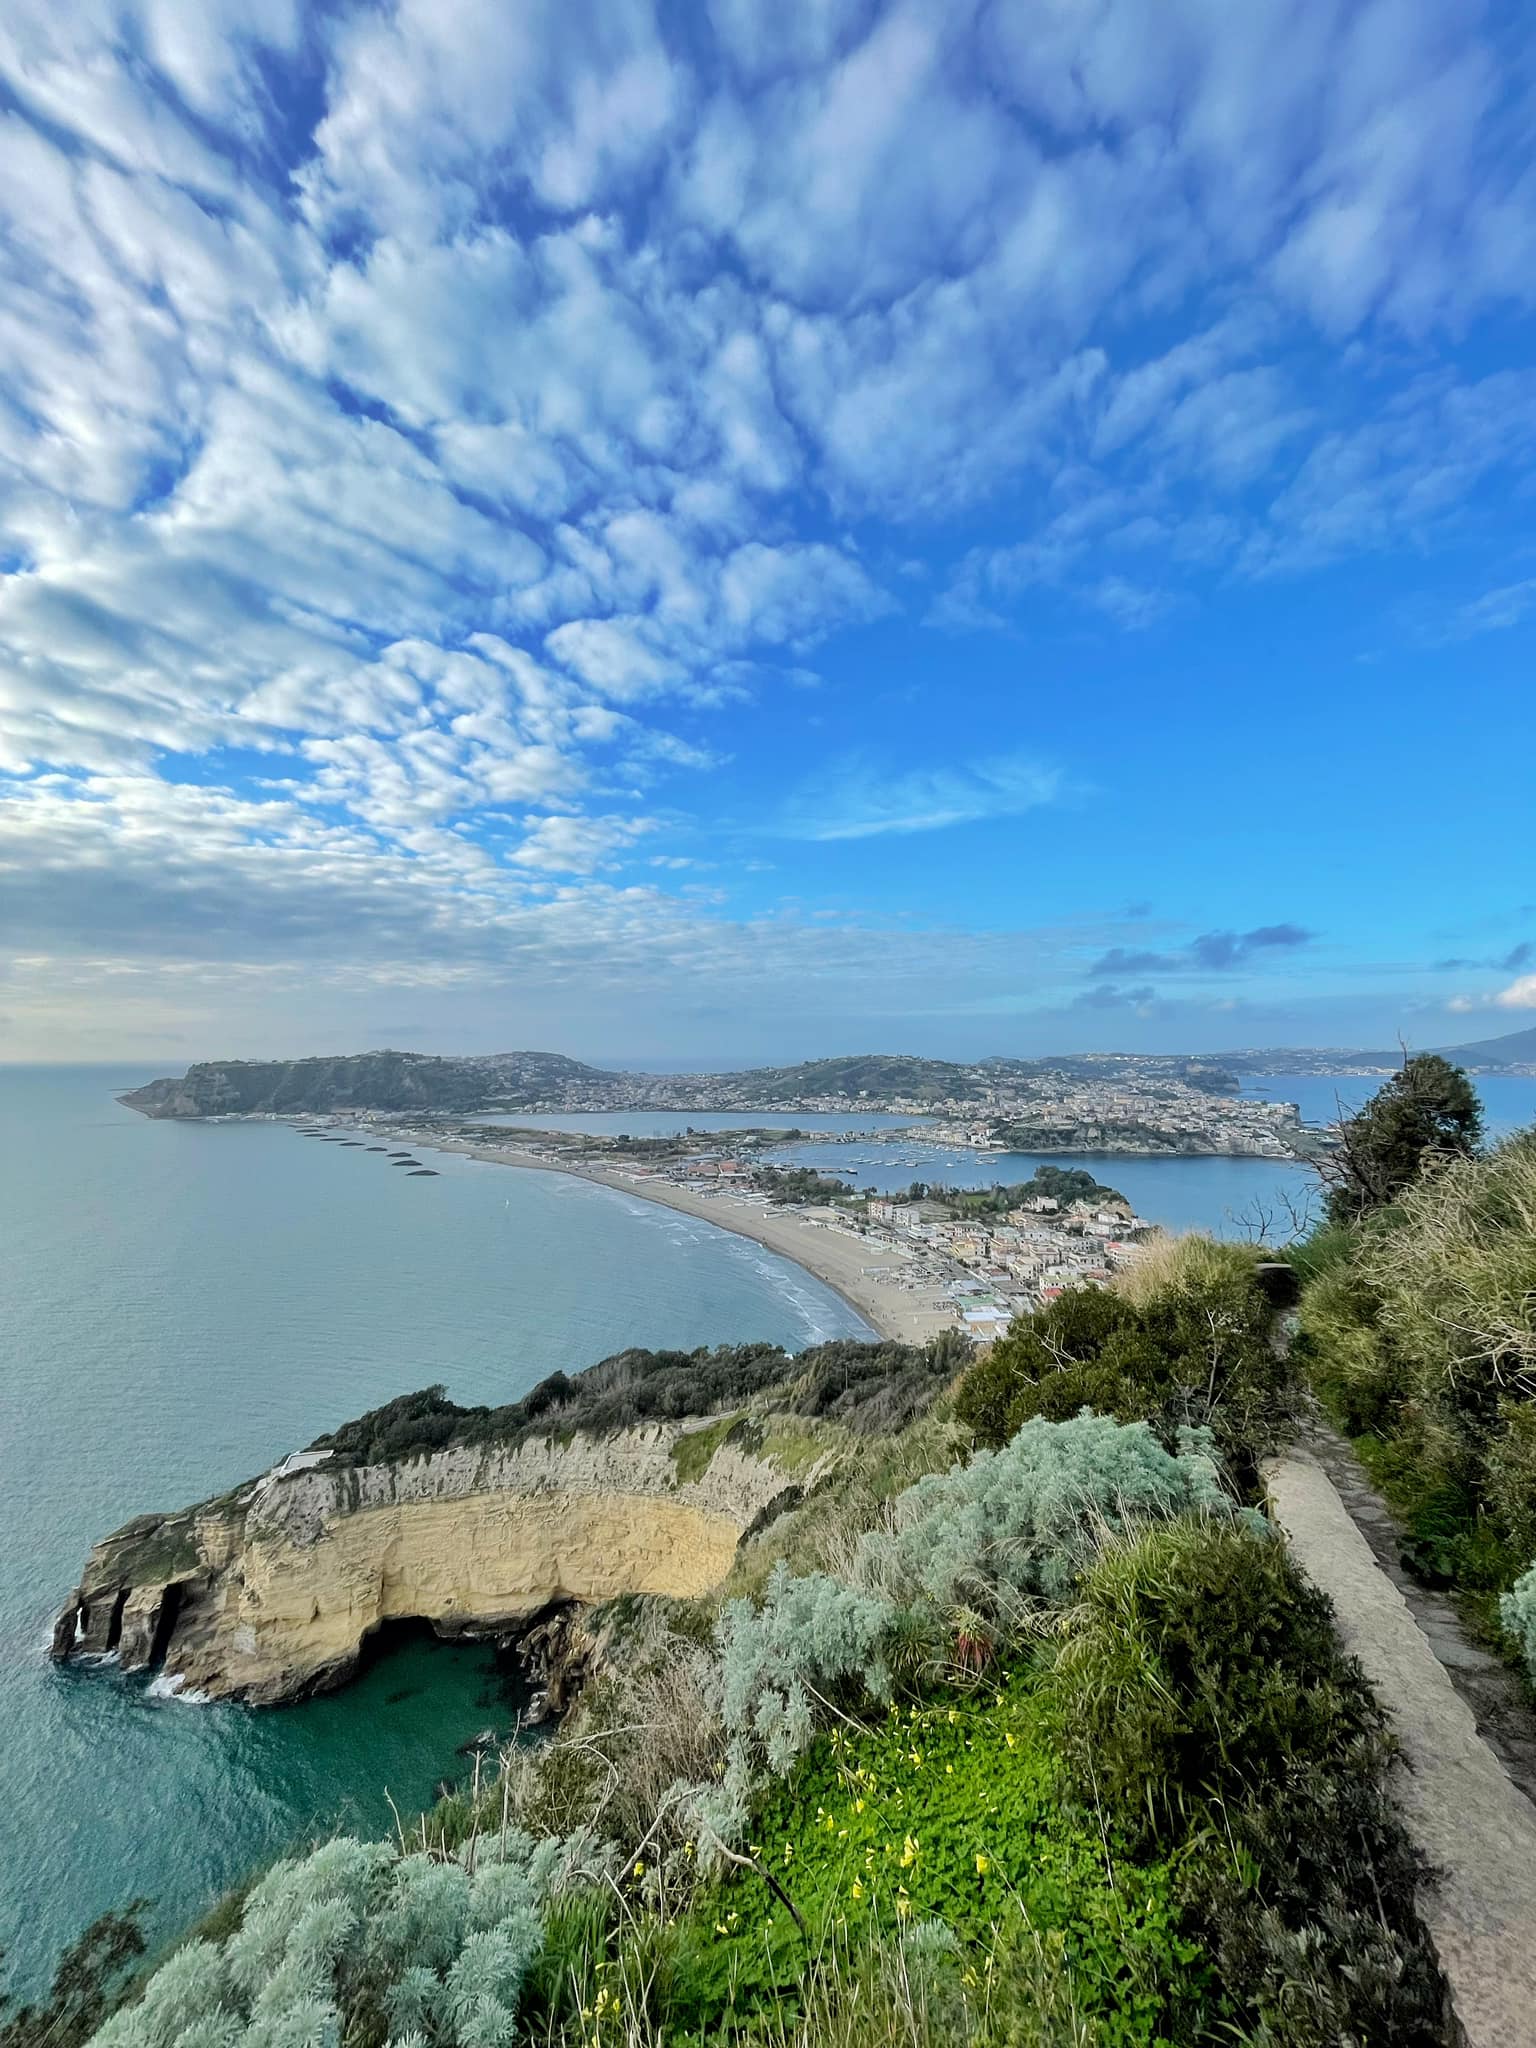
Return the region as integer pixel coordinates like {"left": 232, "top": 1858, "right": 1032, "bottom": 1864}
{"left": 1052, "top": 1516, "right": 1440, "bottom": 2043}
{"left": 315, "top": 1334, "right": 967, "bottom": 1465}
{"left": 1, "top": 1910, "right": 147, "bottom": 2048}
{"left": 728, "top": 1054, "right": 983, "bottom": 1105}
{"left": 1318, "top": 1052, "right": 1482, "bottom": 1224}
{"left": 58, "top": 1227, "right": 1453, "bottom": 2046}
{"left": 670, "top": 1414, "right": 748, "bottom": 1485}
{"left": 990, "top": 1118, "right": 1216, "bottom": 1155}
{"left": 953, "top": 1236, "right": 1295, "bottom": 1487}
{"left": 750, "top": 1165, "right": 857, "bottom": 1206}
{"left": 658, "top": 1676, "right": 1205, "bottom": 2044}
{"left": 929, "top": 1166, "right": 1127, "bottom": 1221}
{"left": 1297, "top": 1123, "right": 1536, "bottom": 1644}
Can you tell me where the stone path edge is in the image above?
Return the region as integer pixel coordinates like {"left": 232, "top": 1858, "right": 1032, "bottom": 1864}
{"left": 1265, "top": 1442, "right": 1536, "bottom": 2048}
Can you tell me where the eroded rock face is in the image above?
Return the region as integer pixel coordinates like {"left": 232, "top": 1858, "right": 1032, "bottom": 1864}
{"left": 53, "top": 1424, "right": 816, "bottom": 1705}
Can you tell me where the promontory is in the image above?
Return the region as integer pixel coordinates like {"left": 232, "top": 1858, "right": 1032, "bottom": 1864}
{"left": 51, "top": 1336, "right": 957, "bottom": 1705}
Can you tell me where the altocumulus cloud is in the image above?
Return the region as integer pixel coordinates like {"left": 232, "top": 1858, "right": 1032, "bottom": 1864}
{"left": 1, "top": 0, "right": 1534, "bottom": 1046}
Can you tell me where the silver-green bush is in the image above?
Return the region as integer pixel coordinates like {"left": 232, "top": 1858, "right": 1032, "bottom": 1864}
{"left": 87, "top": 1831, "right": 598, "bottom": 2048}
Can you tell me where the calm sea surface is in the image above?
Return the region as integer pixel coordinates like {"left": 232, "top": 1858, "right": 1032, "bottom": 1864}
{"left": 0, "top": 1068, "right": 870, "bottom": 1995}
{"left": 5, "top": 1066, "right": 1533, "bottom": 1994}
{"left": 761, "top": 1073, "right": 1536, "bottom": 1233}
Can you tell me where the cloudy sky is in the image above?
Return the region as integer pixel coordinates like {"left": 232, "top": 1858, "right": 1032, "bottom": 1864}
{"left": 2, "top": 0, "right": 1534, "bottom": 1066}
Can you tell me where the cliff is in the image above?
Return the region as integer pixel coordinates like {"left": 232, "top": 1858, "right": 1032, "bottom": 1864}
{"left": 53, "top": 1421, "right": 825, "bottom": 1705}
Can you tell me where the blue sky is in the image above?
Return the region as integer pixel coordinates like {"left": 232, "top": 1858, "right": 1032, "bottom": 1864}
{"left": 2, "top": 0, "right": 1535, "bottom": 1065}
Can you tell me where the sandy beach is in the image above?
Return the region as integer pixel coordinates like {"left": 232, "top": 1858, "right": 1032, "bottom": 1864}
{"left": 380, "top": 1129, "right": 959, "bottom": 1344}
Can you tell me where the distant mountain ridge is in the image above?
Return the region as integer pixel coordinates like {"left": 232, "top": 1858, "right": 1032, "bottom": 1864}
{"left": 119, "top": 1026, "right": 1536, "bottom": 1120}
{"left": 1207, "top": 1024, "right": 1536, "bottom": 1076}
{"left": 1432, "top": 1023, "right": 1536, "bottom": 1068}
{"left": 121, "top": 1048, "right": 993, "bottom": 1118}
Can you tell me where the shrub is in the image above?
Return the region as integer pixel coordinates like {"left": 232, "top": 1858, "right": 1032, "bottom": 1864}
{"left": 1299, "top": 1133, "right": 1536, "bottom": 1585}
{"left": 1487, "top": 1402, "right": 1536, "bottom": 1563}
{"left": 1293, "top": 1258, "right": 1399, "bottom": 1437}
{"left": 1500, "top": 1561, "right": 1536, "bottom": 1683}
{"left": 1051, "top": 1515, "right": 1445, "bottom": 2046}
{"left": 85, "top": 1831, "right": 600, "bottom": 2048}
{"left": 315, "top": 1337, "right": 962, "bottom": 1466}
{"left": 853, "top": 1410, "right": 1229, "bottom": 1624}
{"left": 955, "top": 1237, "right": 1293, "bottom": 1479}
{"left": 717, "top": 1566, "right": 898, "bottom": 1776}
{"left": 0, "top": 1909, "right": 147, "bottom": 2048}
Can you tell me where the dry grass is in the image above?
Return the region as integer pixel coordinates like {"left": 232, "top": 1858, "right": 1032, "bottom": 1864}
{"left": 1110, "top": 1230, "right": 1260, "bottom": 1310}
{"left": 1358, "top": 1132, "right": 1536, "bottom": 1393}
{"left": 490, "top": 1608, "right": 726, "bottom": 1859}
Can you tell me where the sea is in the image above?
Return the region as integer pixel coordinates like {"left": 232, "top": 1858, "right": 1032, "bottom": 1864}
{"left": 3, "top": 1062, "right": 1533, "bottom": 1996}
{"left": 0, "top": 1068, "right": 873, "bottom": 1996}
{"left": 757, "top": 1074, "right": 1536, "bottom": 1233}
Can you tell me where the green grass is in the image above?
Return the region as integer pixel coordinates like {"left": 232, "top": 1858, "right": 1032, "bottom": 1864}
{"left": 1346, "top": 1431, "right": 1524, "bottom": 1647}
{"left": 626, "top": 1669, "right": 1207, "bottom": 2044}
{"left": 671, "top": 1414, "right": 747, "bottom": 1485}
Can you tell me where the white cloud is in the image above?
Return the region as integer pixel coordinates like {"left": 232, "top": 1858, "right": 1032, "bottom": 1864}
{"left": 1494, "top": 975, "right": 1536, "bottom": 1010}
{"left": 510, "top": 812, "right": 659, "bottom": 873}
{"left": 2, "top": 0, "right": 1533, "bottom": 1049}
{"left": 778, "top": 753, "right": 1064, "bottom": 841}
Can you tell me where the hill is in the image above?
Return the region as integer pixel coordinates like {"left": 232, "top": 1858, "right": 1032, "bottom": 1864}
{"left": 1205, "top": 1023, "right": 1536, "bottom": 1075}
{"left": 719, "top": 1052, "right": 985, "bottom": 1103}
{"left": 120, "top": 1049, "right": 617, "bottom": 1119}
{"left": 1432, "top": 1023, "right": 1536, "bottom": 1068}
{"left": 119, "top": 1048, "right": 992, "bottom": 1117}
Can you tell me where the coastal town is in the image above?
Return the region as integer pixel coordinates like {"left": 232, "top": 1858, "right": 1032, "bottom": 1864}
{"left": 123, "top": 1049, "right": 1328, "bottom": 1159}
{"left": 236, "top": 1058, "right": 1333, "bottom": 1345}
{"left": 606, "top": 1150, "right": 1159, "bottom": 1342}
{"left": 290, "top": 1109, "right": 1181, "bottom": 1346}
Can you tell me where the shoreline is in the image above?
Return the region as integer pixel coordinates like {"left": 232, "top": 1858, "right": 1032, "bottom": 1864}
{"left": 380, "top": 1129, "right": 959, "bottom": 1345}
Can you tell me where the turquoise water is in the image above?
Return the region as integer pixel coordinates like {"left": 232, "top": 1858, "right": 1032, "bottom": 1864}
{"left": 0, "top": 1069, "right": 870, "bottom": 1996}
{"left": 762, "top": 1074, "right": 1536, "bottom": 1233}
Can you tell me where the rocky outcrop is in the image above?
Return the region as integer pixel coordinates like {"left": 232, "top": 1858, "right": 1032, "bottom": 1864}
{"left": 54, "top": 1423, "right": 823, "bottom": 1705}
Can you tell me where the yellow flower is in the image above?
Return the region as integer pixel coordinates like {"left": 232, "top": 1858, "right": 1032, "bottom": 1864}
{"left": 632, "top": 1859, "right": 645, "bottom": 1876}
{"left": 900, "top": 1834, "right": 919, "bottom": 1868}
{"left": 854, "top": 1797, "right": 866, "bottom": 1814}
{"left": 945, "top": 1763, "right": 954, "bottom": 1775}
{"left": 909, "top": 1748, "right": 923, "bottom": 1767}
{"left": 896, "top": 1888, "right": 912, "bottom": 1919}
{"left": 975, "top": 1854, "right": 990, "bottom": 1875}
{"left": 947, "top": 1708, "right": 959, "bottom": 1724}
{"left": 1004, "top": 1732, "right": 1016, "bottom": 1750}
{"left": 851, "top": 1879, "right": 865, "bottom": 1900}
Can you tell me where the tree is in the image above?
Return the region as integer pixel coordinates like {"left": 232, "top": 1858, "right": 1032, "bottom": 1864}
{"left": 1322, "top": 1054, "right": 1483, "bottom": 1224}
{"left": 1, "top": 1907, "right": 146, "bottom": 2048}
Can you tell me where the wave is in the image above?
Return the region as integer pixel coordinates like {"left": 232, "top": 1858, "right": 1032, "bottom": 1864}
{"left": 146, "top": 1671, "right": 212, "bottom": 1704}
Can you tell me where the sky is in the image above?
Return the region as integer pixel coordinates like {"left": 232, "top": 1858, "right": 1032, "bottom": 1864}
{"left": 2, "top": 0, "right": 1535, "bottom": 1068}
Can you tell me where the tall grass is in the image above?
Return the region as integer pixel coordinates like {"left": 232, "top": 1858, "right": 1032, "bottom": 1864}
{"left": 1296, "top": 1130, "right": 1536, "bottom": 1632}
{"left": 1109, "top": 1230, "right": 1260, "bottom": 1309}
